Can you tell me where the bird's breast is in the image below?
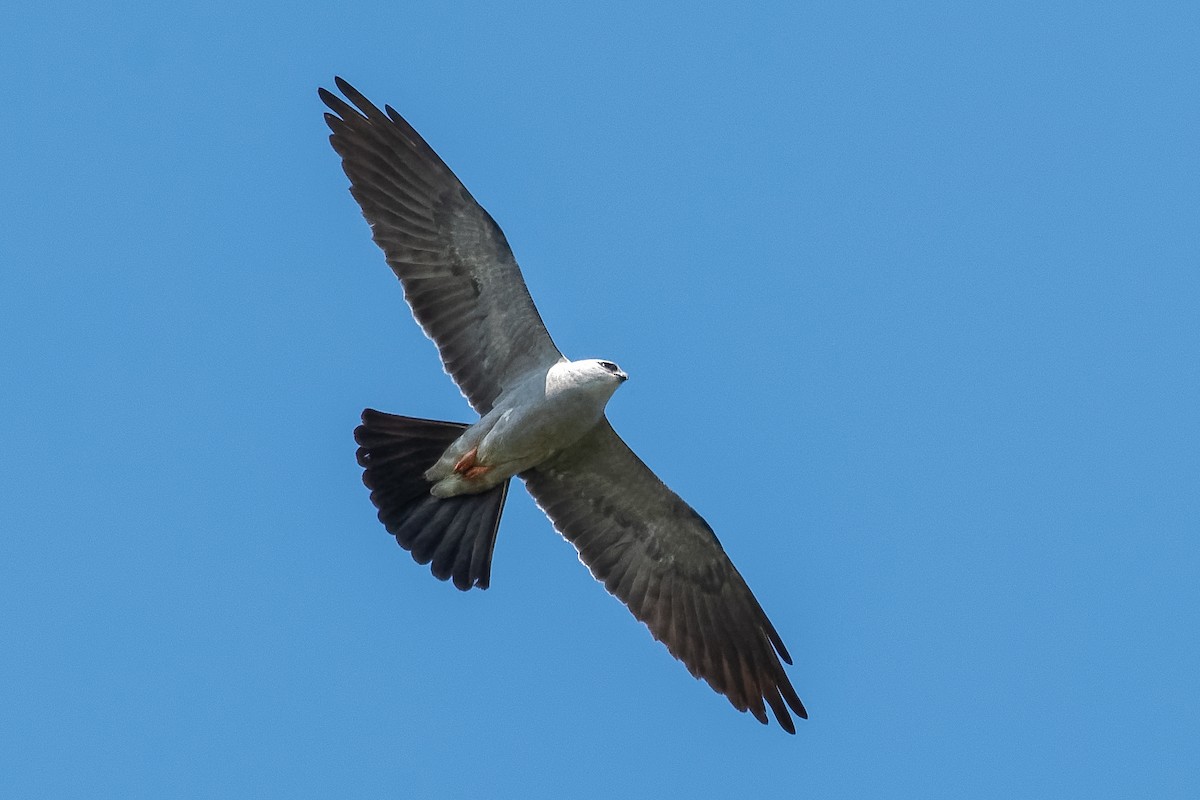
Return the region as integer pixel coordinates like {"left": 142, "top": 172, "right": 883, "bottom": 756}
{"left": 477, "top": 384, "right": 607, "bottom": 470}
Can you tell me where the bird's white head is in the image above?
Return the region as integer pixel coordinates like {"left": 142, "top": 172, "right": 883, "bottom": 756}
{"left": 581, "top": 358, "right": 628, "bottom": 385}
{"left": 551, "top": 358, "right": 628, "bottom": 402}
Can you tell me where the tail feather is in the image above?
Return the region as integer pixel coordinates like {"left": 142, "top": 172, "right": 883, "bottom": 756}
{"left": 354, "top": 408, "right": 508, "bottom": 590}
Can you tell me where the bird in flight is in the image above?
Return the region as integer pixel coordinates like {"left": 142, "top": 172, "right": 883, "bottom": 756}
{"left": 320, "top": 77, "right": 807, "bottom": 733}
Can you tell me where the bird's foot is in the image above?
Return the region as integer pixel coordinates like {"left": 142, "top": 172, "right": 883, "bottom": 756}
{"left": 453, "top": 448, "right": 491, "bottom": 480}
{"left": 453, "top": 447, "right": 478, "bottom": 474}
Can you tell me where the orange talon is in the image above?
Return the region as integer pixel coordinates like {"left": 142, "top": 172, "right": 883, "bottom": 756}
{"left": 454, "top": 448, "right": 492, "bottom": 480}
{"left": 453, "top": 447, "right": 478, "bottom": 474}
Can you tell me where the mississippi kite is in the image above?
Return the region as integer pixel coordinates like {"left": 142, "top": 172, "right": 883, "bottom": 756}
{"left": 321, "top": 78, "right": 807, "bottom": 733}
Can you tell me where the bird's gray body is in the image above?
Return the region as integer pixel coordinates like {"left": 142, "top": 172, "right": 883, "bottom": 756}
{"left": 426, "top": 359, "right": 627, "bottom": 496}
{"left": 321, "top": 77, "right": 807, "bottom": 733}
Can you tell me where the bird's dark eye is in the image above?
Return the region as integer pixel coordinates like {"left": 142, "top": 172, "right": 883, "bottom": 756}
{"left": 599, "top": 361, "right": 619, "bottom": 373}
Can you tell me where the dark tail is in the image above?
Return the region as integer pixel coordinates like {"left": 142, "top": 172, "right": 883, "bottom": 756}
{"left": 354, "top": 408, "right": 509, "bottom": 590}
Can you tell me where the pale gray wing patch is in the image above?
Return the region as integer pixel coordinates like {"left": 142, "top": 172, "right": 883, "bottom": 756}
{"left": 321, "top": 78, "right": 562, "bottom": 414}
{"left": 521, "top": 419, "right": 807, "bottom": 733}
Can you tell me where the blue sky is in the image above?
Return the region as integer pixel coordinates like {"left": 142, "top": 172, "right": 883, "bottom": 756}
{"left": 3, "top": 1, "right": 1197, "bottom": 797}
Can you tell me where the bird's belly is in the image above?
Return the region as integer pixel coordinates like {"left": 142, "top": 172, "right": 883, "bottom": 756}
{"left": 478, "top": 392, "right": 604, "bottom": 471}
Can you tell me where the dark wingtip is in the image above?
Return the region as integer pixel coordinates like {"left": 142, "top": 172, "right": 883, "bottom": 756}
{"left": 778, "top": 670, "right": 808, "bottom": 723}
{"left": 762, "top": 619, "right": 793, "bottom": 665}
{"left": 331, "top": 77, "right": 386, "bottom": 121}
{"left": 785, "top": 694, "right": 808, "bottom": 723}
{"left": 384, "top": 104, "right": 407, "bottom": 126}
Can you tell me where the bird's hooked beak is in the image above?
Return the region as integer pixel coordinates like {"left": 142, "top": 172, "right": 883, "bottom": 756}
{"left": 616, "top": 369, "right": 628, "bottom": 382}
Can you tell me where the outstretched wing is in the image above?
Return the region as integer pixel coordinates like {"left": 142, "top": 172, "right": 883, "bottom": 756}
{"left": 521, "top": 419, "right": 807, "bottom": 733}
{"left": 321, "top": 78, "right": 563, "bottom": 414}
